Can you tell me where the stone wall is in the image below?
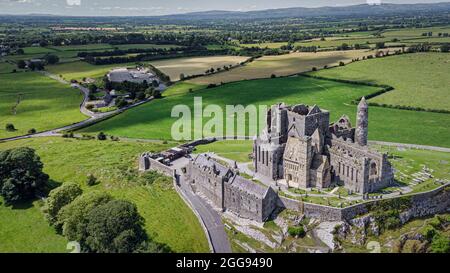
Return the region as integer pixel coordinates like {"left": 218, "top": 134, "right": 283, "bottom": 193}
{"left": 277, "top": 183, "right": 450, "bottom": 222}
{"left": 144, "top": 156, "right": 175, "bottom": 177}
{"left": 277, "top": 196, "right": 343, "bottom": 221}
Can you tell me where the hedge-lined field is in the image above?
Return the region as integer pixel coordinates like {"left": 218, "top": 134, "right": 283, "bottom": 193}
{"left": 0, "top": 137, "right": 209, "bottom": 253}
{"left": 80, "top": 75, "right": 450, "bottom": 148}
{"left": 311, "top": 53, "right": 450, "bottom": 111}
{"left": 189, "top": 50, "right": 380, "bottom": 85}
{"left": 0, "top": 72, "right": 86, "bottom": 139}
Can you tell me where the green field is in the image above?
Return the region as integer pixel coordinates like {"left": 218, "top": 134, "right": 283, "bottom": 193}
{"left": 195, "top": 140, "right": 253, "bottom": 162}
{"left": 0, "top": 72, "right": 86, "bottom": 139}
{"left": 46, "top": 55, "right": 249, "bottom": 83}
{"left": 0, "top": 137, "right": 209, "bottom": 253}
{"left": 46, "top": 61, "right": 133, "bottom": 81}
{"left": 80, "top": 76, "right": 450, "bottom": 147}
{"left": 312, "top": 53, "right": 450, "bottom": 111}
{"left": 189, "top": 50, "right": 377, "bottom": 85}
{"left": 0, "top": 196, "right": 68, "bottom": 253}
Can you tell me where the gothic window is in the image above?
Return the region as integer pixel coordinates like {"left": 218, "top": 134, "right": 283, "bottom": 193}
{"left": 370, "top": 162, "right": 378, "bottom": 176}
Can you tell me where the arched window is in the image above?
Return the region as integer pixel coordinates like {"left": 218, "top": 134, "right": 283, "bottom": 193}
{"left": 370, "top": 162, "right": 378, "bottom": 176}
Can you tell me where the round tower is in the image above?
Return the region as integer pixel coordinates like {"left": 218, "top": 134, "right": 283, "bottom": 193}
{"left": 355, "top": 97, "right": 368, "bottom": 146}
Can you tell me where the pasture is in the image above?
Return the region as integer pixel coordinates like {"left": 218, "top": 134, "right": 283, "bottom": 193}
{"left": 0, "top": 137, "right": 209, "bottom": 253}
{"left": 0, "top": 72, "right": 86, "bottom": 139}
{"left": 312, "top": 53, "right": 450, "bottom": 111}
{"left": 46, "top": 55, "right": 249, "bottom": 82}
{"left": 189, "top": 50, "right": 380, "bottom": 85}
{"left": 80, "top": 75, "right": 450, "bottom": 148}
{"left": 46, "top": 61, "right": 134, "bottom": 81}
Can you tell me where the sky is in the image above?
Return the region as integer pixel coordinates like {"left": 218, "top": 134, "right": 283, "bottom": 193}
{"left": 0, "top": 0, "right": 448, "bottom": 16}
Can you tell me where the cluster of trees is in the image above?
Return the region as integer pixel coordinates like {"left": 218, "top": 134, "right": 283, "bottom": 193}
{"left": 16, "top": 54, "right": 59, "bottom": 70}
{"left": 83, "top": 47, "right": 228, "bottom": 65}
{"left": 103, "top": 77, "right": 161, "bottom": 106}
{"left": 78, "top": 46, "right": 186, "bottom": 58}
{"left": 42, "top": 184, "right": 168, "bottom": 253}
{"left": 407, "top": 43, "right": 432, "bottom": 53}
{"left": 440, "top": 44, "right": 450, "bottom": 53}
{"left": 0, "top": 147, "right": 49, "bottom": 205}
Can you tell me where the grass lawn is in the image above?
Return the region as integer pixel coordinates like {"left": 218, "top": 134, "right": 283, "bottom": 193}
{"left": 0, "top": 72, "right": 86, "bottom": 139}
{"left": 80, "top": 75, "right": 450, "bottom": 148}
{"left": 189, "top": 50, "right": 380, "bottom": 85}
{"left": 0, "top": 137, "right": 209, "bottom": 253}
{"left": 0, "top": 197, "right": 68, "bottom": 253}
{"left": 0, "top": 61, "right": 20, "bottom": 74}
{"left": 311, "top": 53, "right": 450, "bottom": 111}
{"left": 376, "top": 146, "right": 450, "bottom": 193}
{"left": 46, "top": 61, "right": 137, "bottom": 82}
{"left": 195, "top": 140, "right": 253, "bottom": 162}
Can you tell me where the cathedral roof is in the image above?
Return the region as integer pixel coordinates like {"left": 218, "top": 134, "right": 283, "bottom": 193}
{"left": 194, "top": 154, "right": 231, "bottom": 176}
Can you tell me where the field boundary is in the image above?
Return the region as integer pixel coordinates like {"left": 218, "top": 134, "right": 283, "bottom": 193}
{"left": 302, "top": 72, "right": 450, "bottom": 114}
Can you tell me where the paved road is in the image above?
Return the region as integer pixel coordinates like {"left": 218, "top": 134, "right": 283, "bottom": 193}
{"left": 178, "top": 176, "right": 232, "bottom": 253}
{"left": 170, "top": 157, "right": 231, "bottom": 253}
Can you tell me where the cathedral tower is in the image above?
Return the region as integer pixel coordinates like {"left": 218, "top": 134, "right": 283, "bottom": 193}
{"left": 355, "top": 97, "right": 368, "bottom": 146}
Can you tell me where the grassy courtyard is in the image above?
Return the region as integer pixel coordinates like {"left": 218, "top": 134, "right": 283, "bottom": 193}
{"left": 0, "top": 71, "right": 86, "bottom": 139}
{"left": 80, "top": 75, "right": 450, "bottom": 148}
{"left": 0, "top": 137, "right": 209, "bottom": 253}
{"left": 195, "top": 140, "right": 253, "bottom": 162}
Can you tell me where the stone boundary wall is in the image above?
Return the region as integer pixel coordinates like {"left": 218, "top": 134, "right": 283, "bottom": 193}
{"left": 277, "top": 183, "right": 450, "bottom": 222}
{"left": 147, "top": 157, "right": 175, "bottom": 177}
{"left": 277, "top": 196, "right": 343, "bottom": 221}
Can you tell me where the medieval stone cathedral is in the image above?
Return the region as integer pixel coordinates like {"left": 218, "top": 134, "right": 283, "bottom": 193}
{"left": 253, "top": 98, "right": 394, "bottom": 194}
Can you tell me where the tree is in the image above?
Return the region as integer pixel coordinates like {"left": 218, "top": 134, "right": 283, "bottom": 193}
{"left": 86, "top": 174, "right": 97, "bottom": 186}
{"left": 152, "top": 90, "right": 162, "bottom": 99}
{"left": 430, "top": 233, "right": 450, "bottom": 253}
{"left": 16, "top": 48, "right": 24, "bottom": 55}
{"left": 288, "top": 226, "right": 305, "bottom": 238}
{"left": 5, "top": 123, "right": 15, "bottom": 131}
{"left": 42, "top": 183, "right": 82, "bottom": 225}
{"left": 17, "top": 60, "right": 26, "bottom": 69}
{"left": 88, "top": 84, "right": 98, "bottom": 94}
{"left": 0, "top": 147, "right": 49, "bottom": 205}
{"left": 97, "top": 132, "right": 107, "bottom": 141}
{"left": 375, "top": 42, "right": 386, "bottom": 49}
{"left": 440, "top": 43, "right": 450, "bottom": 53}
{"left": 28, "top": 128, "right": 36, "bottom": 134}
{"left": 116, "top": 98, "right": 128, "bottom": 108}
{"left": 45, "top": 54, "right": 59, "bottom": 65}
{"left": 136, "top": 92, "right": 145, "bottom": 100}
{"left": 57, "top": 191, "right": 112, "bottom": 243}
{"left": 84, "top": 200, "right": 147, "bottom": 253}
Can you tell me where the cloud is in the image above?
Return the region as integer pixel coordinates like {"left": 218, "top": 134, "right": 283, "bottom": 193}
{"left": 66, "top": 0, "right": 81, "bottom": 6}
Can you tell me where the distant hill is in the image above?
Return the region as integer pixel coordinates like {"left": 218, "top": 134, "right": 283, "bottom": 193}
{"left": 1, "top": 2, "right": 449, "bottom": 21}
{"left": 157, "top": 2, "right": 450, "bottom": 20}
